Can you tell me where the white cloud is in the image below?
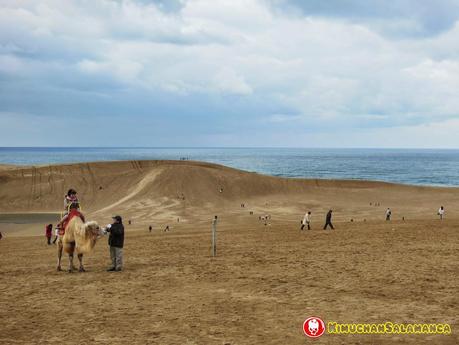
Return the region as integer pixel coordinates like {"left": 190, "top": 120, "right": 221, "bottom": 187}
{"left": 213, "top": 67, "right": 252, "bottom": 95}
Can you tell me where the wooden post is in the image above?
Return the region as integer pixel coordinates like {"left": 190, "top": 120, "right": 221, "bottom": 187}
{"left": 211, "top": 215, "right": 218, "bottom": 257}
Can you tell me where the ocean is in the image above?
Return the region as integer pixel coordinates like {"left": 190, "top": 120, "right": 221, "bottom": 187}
{"left": 1, "top": 147, "right": 458, "bottom": 187}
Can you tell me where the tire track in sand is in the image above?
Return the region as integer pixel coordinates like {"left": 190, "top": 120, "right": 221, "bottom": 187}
{"left": 93, "top": 168, "right": 162, "bottom": 215}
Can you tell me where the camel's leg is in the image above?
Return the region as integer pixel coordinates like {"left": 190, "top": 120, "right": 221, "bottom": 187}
{"left": 68, "top": 254, "right": 76, "bottom": 273}
{"left": 66, "top": 242, "right": 77, "bottom": 273}
{"left": 78, "top": 253, "right": 85, "bottom": 272}
{"left": 57, "top": 242, "right": 63, "bottom": 271}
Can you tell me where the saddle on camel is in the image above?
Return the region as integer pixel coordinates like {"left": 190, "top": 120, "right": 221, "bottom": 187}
{"left": 59, "top": 208, "right": 85, "bottom": 235}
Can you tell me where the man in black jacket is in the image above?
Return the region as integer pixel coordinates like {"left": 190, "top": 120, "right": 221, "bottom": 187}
{"left": 323, "top": 209, "right": 334, "bottom": 230}
{"left": 106, "top": 215, "right": 124, "bottom": 272}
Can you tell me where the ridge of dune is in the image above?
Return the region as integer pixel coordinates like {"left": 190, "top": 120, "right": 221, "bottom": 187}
{"left": 0, "top": 164, "right": 22, "bottom": 171}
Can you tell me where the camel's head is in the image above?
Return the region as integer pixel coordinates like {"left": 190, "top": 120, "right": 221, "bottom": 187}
{"left": 84, "top": 221, "right": 101, "bottom": 238}
{"left": 74, "top": 220, "right": 101, "bottom": 254}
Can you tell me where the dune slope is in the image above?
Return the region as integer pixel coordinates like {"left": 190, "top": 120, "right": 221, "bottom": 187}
{"left": 1, "top": 160, "right": 459, "bottom": 230}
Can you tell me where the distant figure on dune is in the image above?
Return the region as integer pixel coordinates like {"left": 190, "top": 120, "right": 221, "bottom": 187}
{"left": 385, "top": 208, "right": 392, "bottom": 221}
{"left": 106, "top": 215, "right": 124, "bottom": 272}
{"left": 45, "top": 224, "right": 52, "bottom": 245}
{"left": 301, "top": 211, "right": 311, "bottom": 230}
{"left": 438, "top": 206, "right": 445, "bottom": 220}
{"left": 164, "top": 225, "right": 170, "bottom": 232}
{"left": 149, "top": 225, "right": 152, "bottom": 232}
{"left": 323, "top": 210, "right": 334, "bottom": 230}
{"left": 0, "top": 231, "right": 2, "bottom": 240}
{"left": 264, "top": 214, "right": 271, "bottom": 226}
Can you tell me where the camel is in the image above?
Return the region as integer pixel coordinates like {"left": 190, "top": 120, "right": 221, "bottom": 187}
{"left": 57, "top": 215, "right": 100, "bottom": 272}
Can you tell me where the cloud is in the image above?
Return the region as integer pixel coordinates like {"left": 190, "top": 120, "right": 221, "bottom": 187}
{"left": 213, "top": 67, "right": 253, "bottom": 95}
{"left": 267, "top": 114, "right": 302, "bottom": 123}
{"left": 272, "top": 0, "right": 459, "bottom": 38}
{"left": 307, "top": 118, "right": 459, "bottom": 149}
{"left": 0, "top": 0, "right": 458, "bottom": 147}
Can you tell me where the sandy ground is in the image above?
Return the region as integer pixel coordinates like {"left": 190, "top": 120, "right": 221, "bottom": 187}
{"left": 0, "top": 161, "right": 458, "bottom": 344}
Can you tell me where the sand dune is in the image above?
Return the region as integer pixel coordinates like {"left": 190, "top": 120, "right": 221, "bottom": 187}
{"left": 1, "top": 160, "right": 459, "bottom": 233}
{"left": 0, "top": 161, "right": 458, "bottom": 344}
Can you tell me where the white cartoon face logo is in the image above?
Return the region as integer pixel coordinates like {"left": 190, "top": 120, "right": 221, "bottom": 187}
{"left": 308, "top": 319, "right": 319, "bottom": 335}
{"left": 303, "top": 316, "right": 325, "bottom": 338}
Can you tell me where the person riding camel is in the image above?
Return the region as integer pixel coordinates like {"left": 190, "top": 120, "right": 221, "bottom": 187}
{"left": 64, "top": 189, "right": 79, "bottom": 211}
{"left": 57, "top": 189, "right": 81, "bottom": 232}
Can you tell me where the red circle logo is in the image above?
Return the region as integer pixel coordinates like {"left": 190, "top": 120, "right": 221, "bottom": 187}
{"left": 303, "top": 317, "right": 325, "bottom": 338}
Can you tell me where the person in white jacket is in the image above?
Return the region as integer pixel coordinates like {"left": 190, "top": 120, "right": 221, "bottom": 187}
{"left": 385, "top": 208, "right": 392, "bottom": 221}
{"left": 438, "top": 206, "right": 445, "bottom": 220}
{"left": 301, "top": 211, "right": 311, "bottom": 230}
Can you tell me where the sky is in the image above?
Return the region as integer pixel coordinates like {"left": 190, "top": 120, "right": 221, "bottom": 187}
{"left": 1, "top": 0, "right": 459, "bottom": 148}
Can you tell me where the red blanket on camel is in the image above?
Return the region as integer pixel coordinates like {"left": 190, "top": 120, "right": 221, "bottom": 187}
{"left": 59, "top": 209, "right": 85, "bottom": 236}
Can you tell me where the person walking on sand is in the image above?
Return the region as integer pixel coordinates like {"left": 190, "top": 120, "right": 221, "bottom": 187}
{"left": 45, "top": 224, "right": 52, "bottom": 245}
{"left": 323, "top": 210, "right": 334, "bottom": 230}
{"left": 106, "top": 215, "right": 124, "bottom": 272}
{"left": 301, "top": 211, "right": 311, "bottom": 230}
{"left": 385, "top": 208, "right": 392, "bottom": 221}
{"left": 438, "top": 206, "right": 445, "bottom": 220}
